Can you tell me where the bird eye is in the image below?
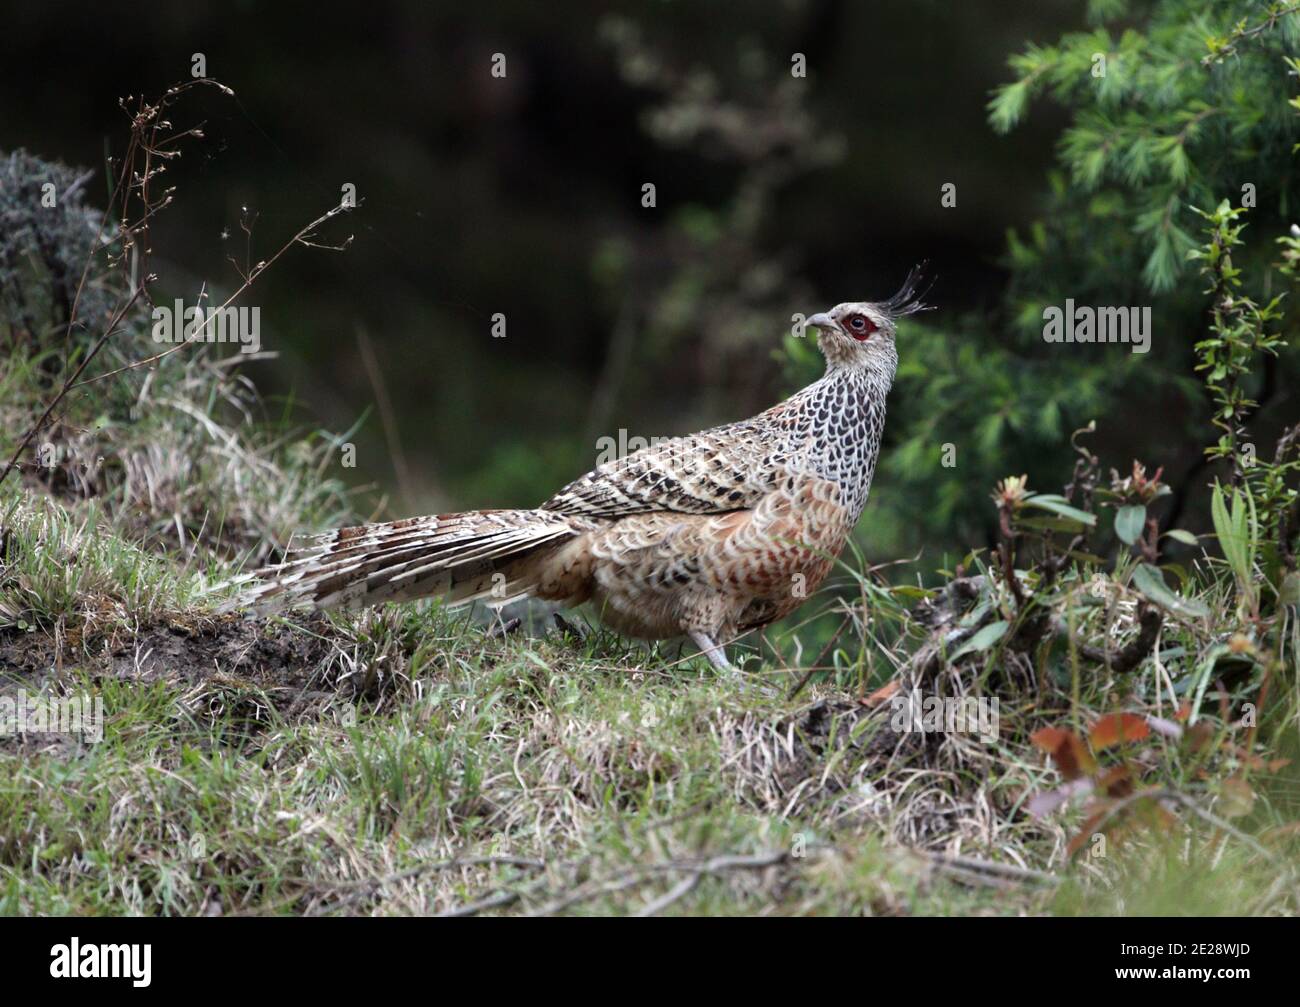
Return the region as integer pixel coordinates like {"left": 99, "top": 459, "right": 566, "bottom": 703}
{"left": 846, "top": 314, "right": 876, "bottom": 340}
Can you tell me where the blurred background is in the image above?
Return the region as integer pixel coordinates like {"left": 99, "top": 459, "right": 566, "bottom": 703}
{"left": 5, "top": 0, "right": 1295, "bottom": 570}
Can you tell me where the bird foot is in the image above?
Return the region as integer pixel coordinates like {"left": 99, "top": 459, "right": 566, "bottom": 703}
{"left": 689, "top": 630, "right": 735, "bottom": 674}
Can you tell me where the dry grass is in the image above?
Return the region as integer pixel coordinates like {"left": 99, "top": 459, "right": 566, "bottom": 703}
{"left": 1, "top": 136, "right": 1296, "bottom": 916}
{"left": 2, "top": 483, "right": 1294, "bottom": 915}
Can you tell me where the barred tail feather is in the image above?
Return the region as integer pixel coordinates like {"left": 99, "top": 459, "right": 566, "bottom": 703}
{"left": 226, "top": 509, "right": 583, "bottom": 615}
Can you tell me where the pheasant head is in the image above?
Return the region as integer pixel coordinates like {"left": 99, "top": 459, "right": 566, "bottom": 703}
{"left": 806, "top": 263, "right": 933, "bottom": 374}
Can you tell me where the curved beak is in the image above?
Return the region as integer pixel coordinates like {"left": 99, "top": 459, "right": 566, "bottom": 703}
{"left": 806, "top": 312, "right": 838, "bottom": 332}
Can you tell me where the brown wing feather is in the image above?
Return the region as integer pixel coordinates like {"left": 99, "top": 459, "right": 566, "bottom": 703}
{"left": 542, "top": 411, "right": 795, "bottom": 519}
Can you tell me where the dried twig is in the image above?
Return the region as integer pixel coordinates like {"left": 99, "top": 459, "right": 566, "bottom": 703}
{"left": 1054, "top": 602, "right": 1161, "bottom": 674}
{"left": 787, "top": 616, "right": 849, "bottom": 700}
{"left": 71, "top": 201, "right": 353, "bottom": 389}
{"left": 919, "top": 850, "right": 1058, "bottom": 888}
{"left": 0, "top": 78, "right": 353, "bottom": 494}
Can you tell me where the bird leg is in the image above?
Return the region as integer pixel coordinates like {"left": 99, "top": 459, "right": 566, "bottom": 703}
{"left": 689, "top": 630, "right": 733, "bottom": 673}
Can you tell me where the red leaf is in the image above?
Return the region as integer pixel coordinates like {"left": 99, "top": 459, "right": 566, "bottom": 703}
{"left": 1090, "top": 713, "right": 1150, "bottom": 750}
{"left": 1031, "top": 726, "right": 1069, "bottom": 752}
{"left": 1067, "top": 806, "right": 1112, "bottom": 858}
{"left": 1031, "top": 726, "right": 1070, "bottom": 752}
{"left": 862, "top": 680, "right": 901, "bottom": 707}
{"left": 1031, "top": 727, "right": 1096, "bottom": 780}
{"left": 1096, "top": 764, "right": 1134, "bottom": 799}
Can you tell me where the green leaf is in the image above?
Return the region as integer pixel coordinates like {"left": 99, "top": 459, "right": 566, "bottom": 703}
{"left": 1210, "top": 483, "right": 1240, "bottom": 572}
{"left": 1188, "top": 644, "right": 1230, "bottom": 724}
{"left": 1131, "top": 563, "right": 1210, "bottom": 618}
{"left": 1022, "top": 493, "right": 1097, "bottom": 527}
{"left": 1210, "top": 482, "right": 1258, "bottom": 605}
{"left": 988, "top": 80, "right": 1030, "bottom": 134}
{"left": 1114, "top": 504, "right": 1146, "bottom": 545}
{"left": 949, "top": 620, "right": 1009, "bottom": 662}
{"left": 1163, "top": 529, "right": 1199, "bottom": 546}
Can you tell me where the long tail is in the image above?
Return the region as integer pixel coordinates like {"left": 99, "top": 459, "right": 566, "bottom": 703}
{"left": 225, "top": 509, "right": 586, "bottom": 615}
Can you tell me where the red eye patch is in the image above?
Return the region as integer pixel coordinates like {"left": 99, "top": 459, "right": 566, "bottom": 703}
{"left": 845, "top": 314, "right": 877, "bottom": 340}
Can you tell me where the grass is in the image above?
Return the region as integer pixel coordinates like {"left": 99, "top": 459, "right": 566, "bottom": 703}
{"left": 1, "top": 146, "right": 1297, "bottom": 916}
{"left": 1, "top": 475, "right": 1296, "bottom": 914}
{"left": 0, "top": 569, "right": 997, "bottom": 915}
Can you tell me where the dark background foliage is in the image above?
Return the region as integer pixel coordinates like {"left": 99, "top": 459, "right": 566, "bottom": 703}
{"left": 5, "top": 0, "right": 1295, "bottom": 569}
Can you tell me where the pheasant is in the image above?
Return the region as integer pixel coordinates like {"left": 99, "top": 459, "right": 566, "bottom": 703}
{"left": 233, "top": 267, "right": 933, "bottom": 670}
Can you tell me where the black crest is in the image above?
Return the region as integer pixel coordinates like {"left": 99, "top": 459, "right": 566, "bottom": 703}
{"left": 879, "top": 261, "right": 936, "bottom": 318}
